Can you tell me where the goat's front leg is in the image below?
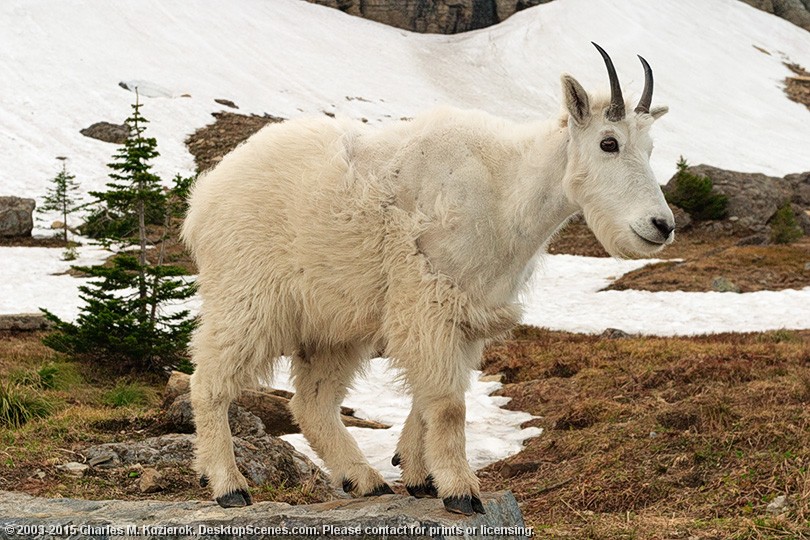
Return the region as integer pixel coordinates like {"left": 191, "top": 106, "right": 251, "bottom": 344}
{"left": 404, "top": 353, "right": 485, "bottom": 517}
{"left": 393, "top": 405, "right": 437, "bottom": 498}
{"left": 420, "top": 392, "right": 485, "bottom": 515}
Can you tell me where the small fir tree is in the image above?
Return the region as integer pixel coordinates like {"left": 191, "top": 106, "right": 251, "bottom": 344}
{"left": 39, "top": 158, "right": 81, "bottom": 244}
{"left": 665, "top": 156, "right": 728, "bottom": 221}
{"left": 770, "top": 203, "right": 803, "bottom": 244}
{"left": 42, "top": 96, "right": 196, "bottom": 372}
{"left": 81, "top": 97, "right": 166, "bottom": 242}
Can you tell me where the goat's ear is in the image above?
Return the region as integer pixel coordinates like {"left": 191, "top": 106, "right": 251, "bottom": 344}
{"left": 561, "top": 74, "right": 590, "bottom": 126}
{"left": 650, "top": 105, "right": 669, "bottom": 120}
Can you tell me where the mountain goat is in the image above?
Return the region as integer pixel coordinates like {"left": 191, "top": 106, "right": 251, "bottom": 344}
{"left": 182, "top": 43, "right": 673, "bottom": 515}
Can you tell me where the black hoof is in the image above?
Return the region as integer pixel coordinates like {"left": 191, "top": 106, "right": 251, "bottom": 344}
{"left": 406, "top": 474, "right": 438, "bottom": 498}
{"left": 364, "top": 483, "right": 395, "bottom": 496}
{"left": 443, "top": 495, "right": 486, "bottom": 515}
{"left": 216, "top": 488, "right": 252, "bottom": 508}
{"left": 199, "top": 474, "right": 209, "bottom": 488}
{"left": 342, "top": 478, "right": 356, "bottom": 493}
{"left": 392, "top": 453, "right": 401, "bottom": 467}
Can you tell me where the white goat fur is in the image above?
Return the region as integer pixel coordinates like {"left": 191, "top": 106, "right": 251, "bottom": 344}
{"left": 182, "top": 77, "right": 671, "bottom": 503}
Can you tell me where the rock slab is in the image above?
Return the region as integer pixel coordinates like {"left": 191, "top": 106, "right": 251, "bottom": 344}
{"left": 81, "top": 433, "right": 333, "bottom": 498}
{"left": 0, "top": 196, "right": 35, "bottom": 237}
{"left": 80, "top": 121, "right": 130, "bottom": 144}
{"left": 0, "top": 490, "right": 527, "bottom": 539}
{"left": 0, "top": 313, "right": 51, "bottom": 331}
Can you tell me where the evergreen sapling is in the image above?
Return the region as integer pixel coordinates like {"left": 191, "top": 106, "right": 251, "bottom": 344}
{"left": 42, "top": 96, "right": 197, "bottom": 372}
{"left": 39, "top": 158, "right": 81, "bottom": 258}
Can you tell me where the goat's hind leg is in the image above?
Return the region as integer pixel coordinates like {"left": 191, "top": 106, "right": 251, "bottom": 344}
{"left": 289, "top": 345, "right": 393, "bottom": 496}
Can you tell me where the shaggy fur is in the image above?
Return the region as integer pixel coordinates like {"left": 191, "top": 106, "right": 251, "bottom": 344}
{"left": 182, "top": 75, "right": 672, "bottom": 506}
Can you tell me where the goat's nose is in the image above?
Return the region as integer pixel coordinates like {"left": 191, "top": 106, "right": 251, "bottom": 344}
{"left": 651, "top": 217, "right": 675, "bottom": 238}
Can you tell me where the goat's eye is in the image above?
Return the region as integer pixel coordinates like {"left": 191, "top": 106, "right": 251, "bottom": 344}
{"left": 600, "top": 137, "right": 619, "bottom": 153}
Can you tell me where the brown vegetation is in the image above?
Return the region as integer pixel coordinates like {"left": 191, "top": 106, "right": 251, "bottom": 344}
{"left": 785, "top": 62, "right": 810, "bottom": 111}
{"left": 0, "top": 331, "right": 320, "bottom": 505}
{"left": 550, "top": 220, "right": 810, "bottom": 293}
{"left": 185, "top": 111, "right": 284, "bottom": 173}
{"left": 608, "top": 237, "right": 810, "bottom": 293}
{"left": 480, "top": 326, "right": 810, "bottom": 538}
{"left": 4, "top": 326, "right": 810, "bottom": 537}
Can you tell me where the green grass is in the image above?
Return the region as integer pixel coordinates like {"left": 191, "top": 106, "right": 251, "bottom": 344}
{"left": 10, "top": 361, "right": 82, "bottom": 390}
{"left": 103, "top": 382, "right": 152, "bottom": 408}
{"left": 0, "top": 383, "right": 53, "bottom": 428}
{"left": 103, "top": 383, "right": 150, "bottom": 408}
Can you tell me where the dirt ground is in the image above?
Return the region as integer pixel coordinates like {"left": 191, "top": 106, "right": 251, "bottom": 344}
{"left": 0, "top": 235, "right": 67, "bottom": 248}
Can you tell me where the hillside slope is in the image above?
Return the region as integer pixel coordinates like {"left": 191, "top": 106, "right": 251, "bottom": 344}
{"left": 0, "top": 0, "right": 809, "bottom": 213}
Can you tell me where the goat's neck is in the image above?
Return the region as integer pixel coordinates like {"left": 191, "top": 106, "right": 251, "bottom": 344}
{"left": 505, "top": 123, "right": 579, "bottom": 256}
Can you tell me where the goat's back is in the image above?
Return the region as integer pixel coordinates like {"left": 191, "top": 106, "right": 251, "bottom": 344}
{"left": 182, "top": 116, "right": 394, "bottom": 348}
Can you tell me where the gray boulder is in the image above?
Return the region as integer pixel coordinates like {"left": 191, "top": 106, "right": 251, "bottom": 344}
{"left": 791, "top": 203, "right": 810, "bottom": 234}
{"left": 665, "top": 165, "right": 793, "bottom": 233}
{"left": 739, "top": 0, "right": 810, "bottom": 31}
{"left": 0, "top": 489, "right": 526, "bottom": 540}
{"left": 81, "top": 433, "right": 332, "bottom": 494}
{"left": 0, "top": 313, "right": 51, "bottom": 331}
{"left": 785, "top": 171, "right": 810, "bottom": 207}
{"left": 165, "top": 394, "right": 267, "bottom": 437}
{"left": 79, "top": 121, "right": 130, "bottom": 144}
{"left": 0, "top": 196, "right": 35, "bottom": 237}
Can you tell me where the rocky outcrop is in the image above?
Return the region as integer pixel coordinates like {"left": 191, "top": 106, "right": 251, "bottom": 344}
{"left": 0, "top": 490, "right": 527, "bottom": 540}
{"left": 82, "top": 433, "right": 334, "bottom": 497}
{"left": 785, "top": 171, "right": 810, "bottom": 207}
{"left": 0, "top": 196, "right": 35, "bottom": 237}
{"left": 79, "top": 121, "right": 130, "bottom": 144}
{"left": 306, "top": 0, "right": 551, "bottom": 34}
{"left": 307, "top": 0, "right": 810, "bottom": 34}
{"left": 0, "top": 313, "right": 51, "bottom": 331}
{"left": 739, "top": 0, "right": 810, "bottom": 32}
{"left": 664, "top": 165, "right": 809, "bottom": 235}
{"left": 185, "top": 112, "right": 284, "bottom": 173}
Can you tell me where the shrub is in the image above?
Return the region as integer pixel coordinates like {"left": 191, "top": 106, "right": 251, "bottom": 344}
{"left": 0, "top": 384, "right": 53, "bottom": 428}
{"left": 103, "top": 383, "right": 151, "bottom": 408}
{"left": 666, "top": 157, "right": 728, "bottom": 221}
{"left": 769, "top": 203, "right": 803, "bottom": 244}
{"left": 175, "top": 357, "right": 195, "bottom": 375}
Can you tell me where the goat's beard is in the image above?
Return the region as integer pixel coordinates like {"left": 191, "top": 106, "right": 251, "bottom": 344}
{"left": 582, "top": 204, "right": 656, "bottom": 259}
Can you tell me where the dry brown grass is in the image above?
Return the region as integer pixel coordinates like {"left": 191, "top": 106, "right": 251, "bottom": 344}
{"left": 785, "top": 62, "right": 810, "bottom": 112}
{"left": 548, "top": 218, "right": 743, "bottom": 260}
{"left": 608, "top": 238, "right": 810, "bottom": 293}
{"left": 480, "top": 326, "right": 810, "bottom": 539}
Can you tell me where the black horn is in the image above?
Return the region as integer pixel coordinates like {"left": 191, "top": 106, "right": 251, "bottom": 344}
{"left": 592, "top": 42, "right": 625, "bottom": 121}
{"left": 634, "top": 55, "right": 653, "bottom": 114}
